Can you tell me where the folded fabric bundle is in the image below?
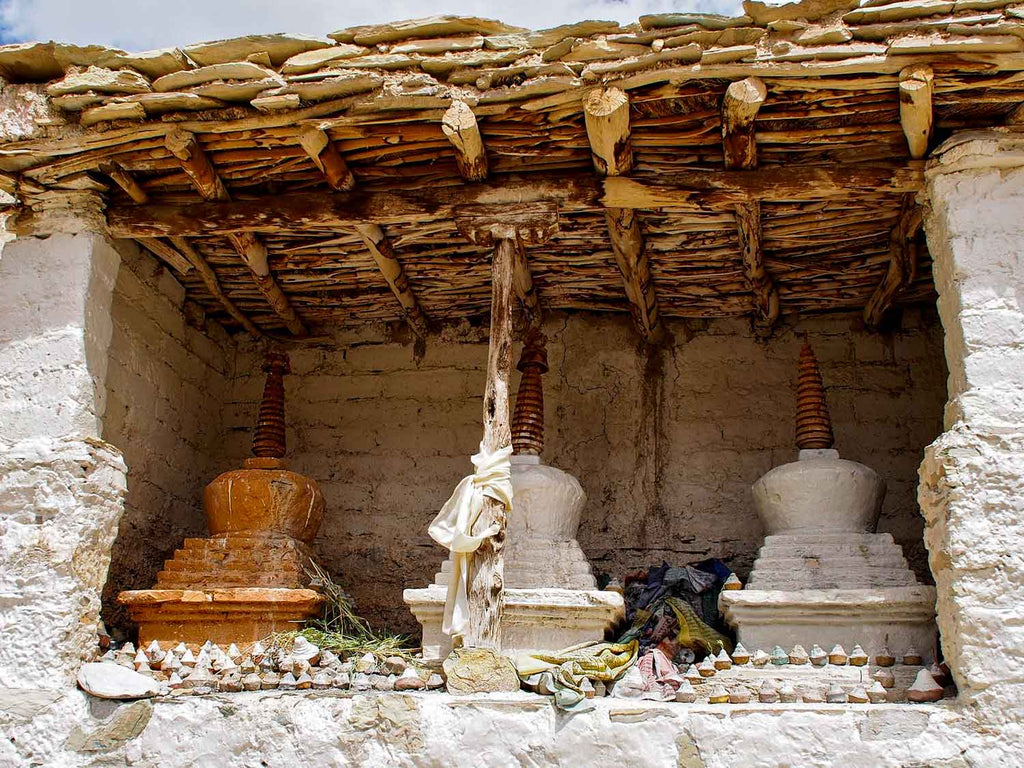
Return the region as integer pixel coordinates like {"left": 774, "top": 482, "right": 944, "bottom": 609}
{"left": 516, "top": 639, "right": 638, "bottom": 710}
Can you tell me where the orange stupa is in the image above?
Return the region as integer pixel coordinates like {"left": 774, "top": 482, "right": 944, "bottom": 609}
{"left": 119, "top": 348, "right": 324, "bottom": 649}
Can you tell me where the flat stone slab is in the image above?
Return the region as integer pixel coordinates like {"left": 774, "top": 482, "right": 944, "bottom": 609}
{"left": 77, "top": 663, "right": 162, "bottom": 700}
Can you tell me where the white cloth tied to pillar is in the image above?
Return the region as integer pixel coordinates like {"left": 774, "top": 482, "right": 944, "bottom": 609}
{"left": 428, "top": 442, "right": 514, "bottom": 638}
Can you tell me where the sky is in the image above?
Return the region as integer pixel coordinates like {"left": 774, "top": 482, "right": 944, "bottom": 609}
{"left": 0, "top": 0, "right": 745, "bottom": 50}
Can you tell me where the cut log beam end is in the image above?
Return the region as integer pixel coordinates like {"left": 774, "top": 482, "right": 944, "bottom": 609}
{"left": 442, "top": 100, "right": 488, "bottom": 182}
{"left": 299, "top": 126, "right": 356, "bottom": 192}
{"left": 899, "top": 65, "right": 934, "bottom": 160}
{"left": 584, "top": 87, "right": 633, "bottom": 177}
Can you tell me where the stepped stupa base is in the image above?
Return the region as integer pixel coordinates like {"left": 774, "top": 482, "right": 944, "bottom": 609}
{"left": 720, "top": 530, "right": 937, "bottom": 661}
{"left": 403, "top": 585, "right": 624, "bottom": 659}
{"left": 118, "top": 587, "right": 323, "bottom": 649}
{"left": 720, "top": 586, "right": 937, "bottom": 659}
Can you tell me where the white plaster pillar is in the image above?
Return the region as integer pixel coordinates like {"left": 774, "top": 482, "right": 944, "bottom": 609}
{"left": 920, "top": 132, "right": 1024, "bottom": 759}
{"left": 0, "top": 205, "right": 127, "bottom": 689}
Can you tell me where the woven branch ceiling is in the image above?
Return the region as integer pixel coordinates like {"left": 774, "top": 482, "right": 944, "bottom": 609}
{"left": 2, "top": 3, "right": 1023, "bottom": 337}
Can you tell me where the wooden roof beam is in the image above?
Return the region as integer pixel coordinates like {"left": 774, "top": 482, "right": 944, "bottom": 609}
{"left": 165, "top": 129, "right": 306, "bottom": 336}
{"left": 355, "top": 223, "right": 429, "bottom": 339}
{"left": 103, "top": 160, "right": 262, "bottom": 338}
{"left": 722, "top": 77, "right": 780, "bottom": 328}
{"left": 299, "top": 128, "right": 429, "bottom": 337}
{"left": 108, "top": 163, "right": 926, "bottom": 238}
{"left": 442, "top": 100, "right": 488, "bottom": 182}
{"left": 899, "top": 65, "right": 934, "bottom": 160}
{"left": 298, "top": 127, "right": 356, "bottom": 191}
{"left": 584, "top": 86, "right": 663, "bottom": 344}
{"left": 864, "top": 195, "right": 923, "bottom": 328}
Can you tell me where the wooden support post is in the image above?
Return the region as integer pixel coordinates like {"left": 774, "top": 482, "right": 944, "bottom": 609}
{"left": 464, "top": 235, "right": 515, "bottom": 650}
{"left": 442, "top": 100, "right": 488, "bottom": 182}
{"left": 864, "top": 195, "right": 923, "bottom": 327}
{"left": 605, "top": 208, "right": 661, "bottom": 342}
{"left": 583, "top": 86, "right": 663, "bottom": 343}
{"left": 299, "top": 126, "right": 356, "bottom": 191}
{"left": 452, "top": 204, "right": 557, "bottom": 651}
{"left": 165, "top": 129, "right": 306, "bottom": 336}
{"left": 356, "top": 223, "right": 429, "bottom": 338}
{"left": 899, "top": 65, "right": 934, "bottom": 160}
{"left": 169, "top": 237, "right": 263, "bottom": 337}
{"left": 722, "top": 77, "right": 780, "bottom": 327}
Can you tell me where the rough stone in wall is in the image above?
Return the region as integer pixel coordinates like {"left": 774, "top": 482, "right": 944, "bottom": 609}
{"left": 214, "top": 310, "right": 946, "bottom": 638}
{"left": 98, "top": 242, "right": 234, "bottom": 637}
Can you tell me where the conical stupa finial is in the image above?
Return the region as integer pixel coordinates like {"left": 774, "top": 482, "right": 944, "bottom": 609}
{"left": 252, "top": 348, "right": 290, "bottom": 458}
{"left": 512, "top": 329, "right": 548, "bottom": 456}
{"left": 796, "top": 334, "right": 833, "bottom": 450}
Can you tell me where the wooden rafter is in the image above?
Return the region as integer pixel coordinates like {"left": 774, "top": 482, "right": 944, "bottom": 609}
{"left": 108, "top": 164, "right": 926, "bottom": 237}
{"left": 899, "top": 65, "right": 934, "bottom": 160}
{"left": 298, "top": 126, "right": 428, "bottom": 337}
{"left": 584, "top": 86, "right": 663, "bottom": 343}
{"left": 442, "top": 100, "right": 488, "bottom": 182}
{"left": 864, "top": 194, "right": 923, "bottom": 327}
{"left": 298, "top": 126, "right": 356, "bottom": 191}
{"left": 164, "top": 128, "right": 306, "bottom": 336}
{"left": 511, "top": 241, "right": 541, "bottom": 328}
{"left": 355, "top": 223, "right": 429, "bottom": 338}
{"left": 103, "top": 159, "right": 262, "bottom": 338}
{"left": 722, "top": 77, "right": 780, "bottom": 327}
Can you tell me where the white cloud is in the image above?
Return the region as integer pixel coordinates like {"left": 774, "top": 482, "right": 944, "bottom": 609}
{"left": 0, "top": 0, "right": 744, "bottom": 51}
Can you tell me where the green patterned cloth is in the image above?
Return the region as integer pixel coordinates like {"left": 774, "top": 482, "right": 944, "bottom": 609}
{"left": 515, "top": 639, "right": 639, "bottom": 709}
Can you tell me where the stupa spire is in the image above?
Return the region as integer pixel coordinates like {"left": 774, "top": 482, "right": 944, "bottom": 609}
{"left": 252, "top": 349, "right": 290, "bottom": 458}
{"left": 795, "top": 335, "right": 834, "bottom": 450}
{"left": 512, "top": 329, "right": 548, "bottom": 456}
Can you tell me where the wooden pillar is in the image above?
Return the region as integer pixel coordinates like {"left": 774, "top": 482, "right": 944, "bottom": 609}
{"left": 465, "top": 236, "right": 515, "bottom": 649}
{"left": 454, "top": 202, "right": 558, "bottom": 650}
